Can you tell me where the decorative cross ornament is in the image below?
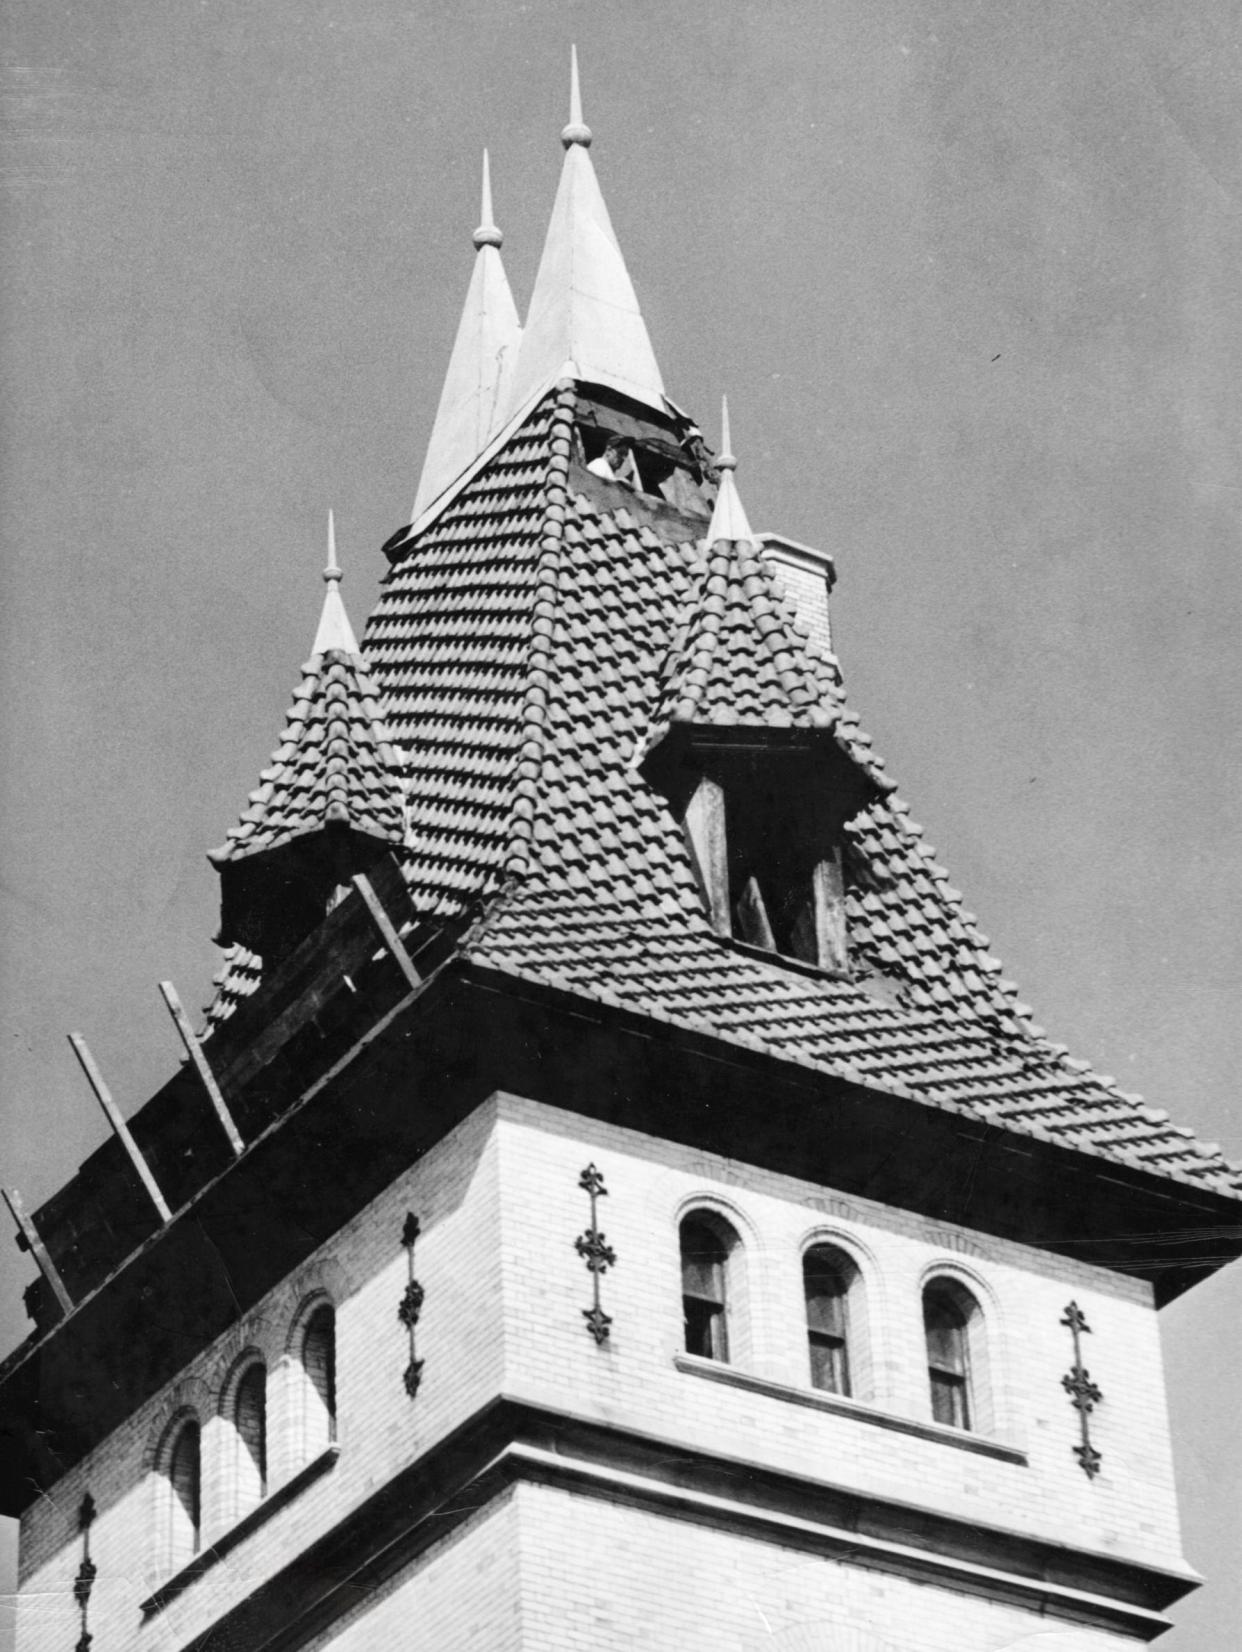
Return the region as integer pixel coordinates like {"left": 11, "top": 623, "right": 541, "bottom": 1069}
{"left": 399, "top": 1212, "right": 425, "bottom": 1399}
{"left": 1060, "top": 1300, "right": 1104, "bottom": 1478}
{"left": 73, "top": 1493, "right": 97, "bottom": 1652}
{"left": 574, "top": 1163, "right": 616, "bottom": 1344}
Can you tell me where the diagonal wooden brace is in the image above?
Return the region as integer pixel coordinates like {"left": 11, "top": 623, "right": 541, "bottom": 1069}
{"left": 159, "top": 982, "right": 244, "bottom": 1156}
{"left": 2, "top": 1188, "right": 74, "bottom": 1317}
{"left": 67, "top": 1033, "right": 172, "bottom": 1223}
{"left": 352, "top": 872, "right": 423, "bottom": 992}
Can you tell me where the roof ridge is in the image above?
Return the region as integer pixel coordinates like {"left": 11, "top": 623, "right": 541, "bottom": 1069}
{"left": 504, "top": 380, "right": 578, "bottom": 879}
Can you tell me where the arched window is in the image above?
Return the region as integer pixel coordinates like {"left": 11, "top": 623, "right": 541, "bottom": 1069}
{"left": 162, "top": 1417, "right": 200, "bottom": 1570}
{"left": 680, "top": 1213, "right": 737, "bottom": 1363}
{"left": 803, "top": 1247, "right": 854, "bottom": 1396}
{"left": 923, "top": 1280, "right": 976, "bottom": 1430}
{"left": 301, "top": 1305, "right": 336, "bottom": 1457}
{"left": 233, "top": 1361, "right": 267, "bottom": 1514}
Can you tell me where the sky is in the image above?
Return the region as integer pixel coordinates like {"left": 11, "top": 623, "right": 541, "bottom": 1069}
{"left": 1, "top": 1, "right": 1239, "bottom": 1646}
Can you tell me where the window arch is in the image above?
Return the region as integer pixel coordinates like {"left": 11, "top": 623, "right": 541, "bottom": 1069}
{"left": 803, "top": 1245, "right": 858, "bottom": 1397}
{"left": 300, "top": 1303, "right": 336, "bottom": 1458}
{"left": 923, "top": 1278, "right": 979, "bottom": 1431}
{"left": 159, "top": 1415, "right": 201, "bottom": 1571}
{"left": 680, "top": 1211, "right": 741, "bottom": 1363}
{"left": 229, "top": 1359, "right": 267, "bottom": 1517}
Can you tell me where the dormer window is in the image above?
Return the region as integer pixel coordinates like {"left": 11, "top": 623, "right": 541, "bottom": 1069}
{"left": 681, "top": 758, "right": 852, "bottom": 974}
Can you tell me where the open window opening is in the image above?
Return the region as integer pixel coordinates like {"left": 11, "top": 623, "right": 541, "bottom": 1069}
{"left": 803, "top": 1246, "right": 857, "bottom": 1397}
{"left": 230, "top": 1360, "right": 267, "bottom": 1517}
{"left": 923, "top": 1279, "right": 980, "bottom": 1432}
{"left": 161, "top": 1416, "right": 201, "bottom": 1572}
{"left": 680, "top": 1212, "right": 740, "bottom": 1364}
{"left": 300, "top": 1304, "right": 337, "bottom": 1459}
{"left": 679, "top": 755, "right": 866, "bottom": 975}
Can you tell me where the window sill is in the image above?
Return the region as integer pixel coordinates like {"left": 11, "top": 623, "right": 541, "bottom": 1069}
{"left": 139, "top": 1444, "right": 340, "bottom": 1618}
{"left": 715, "top": 931, "right": 852, "bottom": 984}
{"left": 674, "top": 1355, "right": 1027, "bottom": 1465}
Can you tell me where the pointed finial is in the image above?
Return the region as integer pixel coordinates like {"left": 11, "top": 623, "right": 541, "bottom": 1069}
{"left": 562, "top": 45, "right": 592, "bottom": 148}
{"left": 324, "top": 509, "right": 341, "bottom": 584}
{"left": 473, "top": 149, "right": 502, "bottom": 250}
{"left": 717, "top": 396, "right": 737, "bottom": 471}
{"left": 313, "top": 511, "right": 360, "bottom": 654}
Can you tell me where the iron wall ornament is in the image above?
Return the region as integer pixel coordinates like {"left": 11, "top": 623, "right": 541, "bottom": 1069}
{"left": 1060, "top": 1300, "right": 1104, "bottom": 1478}
{"left": 574, "top": 1163, "right": 616, "bottom": 1344}
{"left": 72, "top": 1493, "right": 96, "bottom": 1652}
{"left": 399, "top": 1212, "right": 425, "bottom": 1399}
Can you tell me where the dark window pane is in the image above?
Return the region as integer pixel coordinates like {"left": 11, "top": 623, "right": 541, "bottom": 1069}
{"left": 804, "top": 1251, "right": 851, "bottom": 1394}
{"left": 930, "top": 1371, "right": 970, "bottom": 1430}
{"left": 169, "top": 1422, "right": 200, "bottom": 1539}
{"left": 809, "top": 1332, "right": 849, "bottom": 1395}
{"left": 680, "top": 1218, "right": 730, "bottom": 1362}
{"left": 684, "top": 1295, "right": 728, "bottom": 1362}
{"left": 681, "top": 1220, "right": 727, "bottom": 1302}
{"left": 923, "top": 1294, "right": 967, "bottom": 1375}
{"left": 236, "top": 1364, "right": 267, "bottom": 1492}
{"left": 924, "top": 1287, "right": 973, "bottom": 1431}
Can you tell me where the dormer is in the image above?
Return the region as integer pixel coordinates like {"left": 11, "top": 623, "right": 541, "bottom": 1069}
{"left": 641, "top": 405, "right": 890, "bottom": 973}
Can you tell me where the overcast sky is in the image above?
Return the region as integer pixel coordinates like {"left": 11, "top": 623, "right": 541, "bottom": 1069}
{"left": 1, "top": 2, "right": 1239, "bottom": 1646}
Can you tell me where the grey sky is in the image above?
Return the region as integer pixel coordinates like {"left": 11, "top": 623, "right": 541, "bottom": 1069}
{"left": 1, "top": 2, "right": 1238, "bottom": 1645}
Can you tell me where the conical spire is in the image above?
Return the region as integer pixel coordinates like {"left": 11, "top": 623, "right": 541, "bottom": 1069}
{"left": 706, "top": 397, "right": 756, "bottom": 545}
{"left": 411, "top": 150, "right": 522, "bottom": 521}
{"left": 209, "top": 516, "right": 409, "bottom": 953}
{"left": 312, "top": 510, "right": 361, "bottom": 655}
{"left": 506, "top": 47, "right": 666, "bottom": 415}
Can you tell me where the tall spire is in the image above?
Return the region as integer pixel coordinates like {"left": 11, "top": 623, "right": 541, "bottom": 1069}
{"left": 411, "top": 150, "right": 522, "bottom": 521}
{"left": 312, "top": 510, "right": 361, "bottom": 655}
{"left": 706, "top": 397, "right": 756, "bottom": 545}
{"left": 506, "top": 47, "right": 666, "bottom": 416}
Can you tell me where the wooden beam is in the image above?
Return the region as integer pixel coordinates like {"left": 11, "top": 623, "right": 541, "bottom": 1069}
{"left": 67, "top": 1034, "right": 172, "bottom": 1223}
{"left": 2, "top": 1188, "right": 73, "bottom": 1317}
{"left": 812, "top": 848, "right": 848, "bottom": 975}
{"left": 352, "top": 873, "right": 423, "bottom": 992}
{"left": 159, "top": 982, "right": 244, "bottom": 1157}
{"left": 683, "top": 775, "right": 730, "bottom": 935}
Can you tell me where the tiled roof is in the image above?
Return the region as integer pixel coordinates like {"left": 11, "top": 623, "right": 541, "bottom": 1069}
{"left": 209, "top": 648, "right": 407, "bottom": 866}
{"left": 204, "top": 384, "right": 1242, "bottom": 1199}
{"left": 644, "top": 528, "right": 893, "bottom": 792}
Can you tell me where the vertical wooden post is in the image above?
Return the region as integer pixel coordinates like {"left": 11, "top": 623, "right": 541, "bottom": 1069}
{"left": 158, "top": 982, "right": 244, "bottom": 1156}
{"left": 683, "top": 775, "right": 730, "bottom": 935}
{"left": 812, "top": 846, "right": 849, "bottom": 974}
{"left": 2, "top": 1188, "right": 74, "bottom": 1317}
{"left": 67, "top": 1034, "right": 172, "bottom": 1223}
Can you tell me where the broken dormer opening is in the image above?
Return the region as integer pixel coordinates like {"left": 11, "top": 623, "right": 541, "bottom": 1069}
{"left": 572, "top": 385, "right": 714, "bottom": 515}
{"left": 676, "top": 747, "right": 867, "bottom": 975}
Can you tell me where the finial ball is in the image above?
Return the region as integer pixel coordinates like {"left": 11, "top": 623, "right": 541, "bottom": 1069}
{"left": 473, "top": 223, "right": 503, "bottom": 250}
{"left": 716, "top": 450, "right": 737, "bottom": 473}
{"left": 561, "top": 120, "right": 592, "bottom": 149}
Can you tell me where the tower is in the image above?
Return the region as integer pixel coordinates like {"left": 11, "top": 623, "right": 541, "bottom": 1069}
{"left": 3, "top": 55, "right": 1239, "bottom": 1652}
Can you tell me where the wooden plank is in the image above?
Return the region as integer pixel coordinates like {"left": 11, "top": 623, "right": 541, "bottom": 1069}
{"left": 812, "top": 848, "right": 849, "bottom": 975}
{"left": 159, "top": 982, "right": 244, "bottom": 1157}
{"left": 2, "top": 1188, "right": 74, "bottom": 1317}
{"left": 67, "top": 1035, "right": 172, "bottom": 1223}
{"left": 352, "top": 873, "right": 422, "bottom": 992}
{"left": 683, "top": 775, "right": 731, "bottom": 935}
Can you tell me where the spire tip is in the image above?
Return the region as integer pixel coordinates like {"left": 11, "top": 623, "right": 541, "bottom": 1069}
{"left": 717, "top": 396, "right": 737, "bottom": 472}
{"left": 324, "top": 510, "right": 341, "bottom": 584}
{"left": 473, "top": 148, "right": 502, "bottom": 249}
{"left": 562, "top": 44, "right": 592, "bottom": 148}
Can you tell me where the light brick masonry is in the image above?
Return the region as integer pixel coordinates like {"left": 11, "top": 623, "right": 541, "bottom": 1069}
{"left": 15, "top": 1092, "right": 1193, "bottom": 1652}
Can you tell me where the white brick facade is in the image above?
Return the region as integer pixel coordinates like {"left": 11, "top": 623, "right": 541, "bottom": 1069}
{"left": 14, "top": 1093, "right": 1193, "bottom": 1651}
